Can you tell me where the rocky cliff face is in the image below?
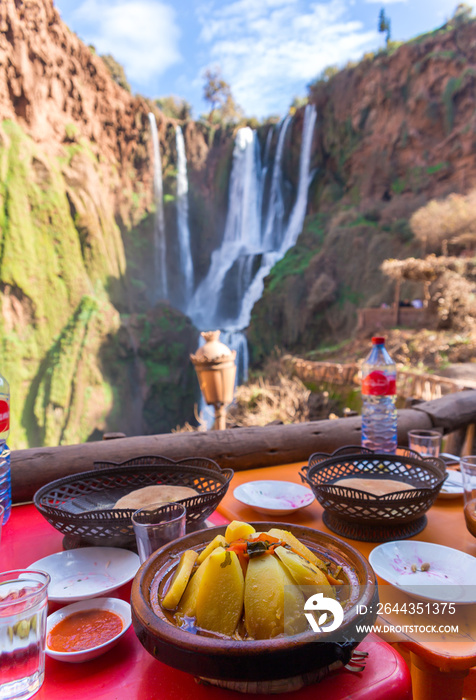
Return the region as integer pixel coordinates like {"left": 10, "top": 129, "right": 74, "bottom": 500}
{"left": 0, "top": 0, "right": 233, "bottom": 447}
{"left": 248, "top": 19, "right": 476, "bottom": 363}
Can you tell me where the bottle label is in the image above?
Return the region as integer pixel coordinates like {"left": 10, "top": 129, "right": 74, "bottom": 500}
{"left": 362, "top": 371, "right": 396, "bottom": 396}
{"left": 0, "top": 399, "right": 9, "bottom": 433}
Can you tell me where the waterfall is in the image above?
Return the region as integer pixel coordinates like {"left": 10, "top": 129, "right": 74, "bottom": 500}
{"left": 148, "top": 112, "right": 168, "bottom": 301}
{"left": 278, "top": 104, "right": 317, "bottom": 255}
{"left": 261, "top": 115, "right": 291, "bottom": 251}
{"left": 176, "top": 125, "right": 194, "bottom": 309}
{"left": 188, "top": 105, "right": 316, "bottom": 336}
{"left": 186, "top": 127, "right": 262, "bottom": 330}
{"left": 183, "top": 105, "right": 316, "bottom": 425}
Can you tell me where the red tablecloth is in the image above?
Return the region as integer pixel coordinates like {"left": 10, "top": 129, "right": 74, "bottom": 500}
{"left": 1, "top": 503, "right": 412, "bottom": 699}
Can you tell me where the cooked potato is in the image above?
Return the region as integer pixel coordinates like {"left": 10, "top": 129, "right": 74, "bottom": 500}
{"left": 267, "top": 528, "right": 327, "bottom": 569}
{"left": 178, "top": 547, "right": 225, "bottom": 617}
{"left": 196, "top": 534, "right": 227, "bottom": 564}
{"left": 225, "top": 520, "right": 256, "bottom": 543}
{"left": 162, "top": 549, "right": 198, "bottom": 610}
{"left": 195, "top": 549, "right": 244, "bottom": 636}
{"left": 166, "top": 521, "right": 341, "bottom": 641}
{"left": 244, "top": 554, "right": 306, "bottom": 639}
{"left": 274, "top": 546, "right": 335, "bottom": 597}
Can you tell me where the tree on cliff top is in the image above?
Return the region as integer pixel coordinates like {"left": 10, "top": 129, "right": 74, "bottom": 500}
{"left": 378, "top": 8, "right": 391, "bottom": 45}
{"left": 452, "top": 3, "right": 473, "bottom": 24}
{"left": 203, "top": 67, "right": 243, "bottom": 124}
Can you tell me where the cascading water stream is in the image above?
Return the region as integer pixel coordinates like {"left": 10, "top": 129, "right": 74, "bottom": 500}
{"left": 148, "top": 112, "right": 168, "bottom": 301}
{"left": 278, "top": 104, "right": 317, "bottom": 256}
{"left": 261, "top": 114, "right": 291, "bottom": 251}
{"left": 159, "top": 106, "right": 316, "bottom": 424}
{"left": 186, "top": 127, "right": 262, "bottom": 328}
{"left": 185, "top": 104, "right": 316, "bottom": 425}
{"left": 175, "top": 125, "right": 194, "bottom": 309}
{"left": 189, "top": 105, "right": 316, "bottom": 336}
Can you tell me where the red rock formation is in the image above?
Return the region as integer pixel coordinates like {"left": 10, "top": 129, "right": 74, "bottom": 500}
{"left": 310, "top": 21, "right": 476, "bottom": 208}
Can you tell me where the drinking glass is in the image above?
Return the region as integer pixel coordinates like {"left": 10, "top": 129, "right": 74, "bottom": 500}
{"left": 408, "top": 429, "right": 441, "bottom": 458}
{"left": 132, "top": 502, "right": 186, "bottom": 564}
{"left": 461, "top": 455, "right": 476, "bottom": 537}
{"left": 0, "top": 569, "right": 50, "bottom": 700}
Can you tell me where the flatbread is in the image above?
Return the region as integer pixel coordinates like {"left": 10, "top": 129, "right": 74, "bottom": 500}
{"left": 113, "top": 485, "right": 198, "bottom": 510}
{"left": 332, "top": 477, "right": 415, "bottom": 496}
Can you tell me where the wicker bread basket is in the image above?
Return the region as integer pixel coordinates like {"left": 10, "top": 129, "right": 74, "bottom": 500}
{"left": 34, "top": 455, "right": 233, "bottom": 549}
{"left": 300, "top": 445, "right": 446, "bottom": 542}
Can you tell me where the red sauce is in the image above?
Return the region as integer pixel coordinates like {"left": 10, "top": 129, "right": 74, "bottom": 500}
{"left": 48, "top": 609, "right": 123, "bottom": 652}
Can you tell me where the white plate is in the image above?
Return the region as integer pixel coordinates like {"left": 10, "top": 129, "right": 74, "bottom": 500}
{"left": 27, "top": 547, "right": 140, "bottom": 603}
{"left": 46, "top": 597, "right": 131, "bottom": 663}
{"left": 438, "top": 470, "right": 464, "bottom": 499}
{"left": 233, "top": 480, "right": 315, "bottom": 515}
{"left": 369, "top": 540, "right": 476, "bottom": 604}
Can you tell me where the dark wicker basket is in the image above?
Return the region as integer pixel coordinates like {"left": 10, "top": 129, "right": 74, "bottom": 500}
{"left": 33, "top": 456, "right": 233, "bottom": 549}
{"left": 300, "top": 445, "right": 446, "bottom": 542}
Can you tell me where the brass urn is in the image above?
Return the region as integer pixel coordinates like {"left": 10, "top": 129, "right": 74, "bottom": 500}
{"left": 190, "top": 331, "right": 237, "bottom": 430}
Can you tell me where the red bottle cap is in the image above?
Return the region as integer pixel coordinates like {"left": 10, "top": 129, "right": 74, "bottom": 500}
{"left": 372, "top": 336, "right": 385, "bottom": 344}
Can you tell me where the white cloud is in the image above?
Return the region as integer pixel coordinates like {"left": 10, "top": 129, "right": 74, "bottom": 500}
{"left": 197, "top": 0, "right": 378, "bottom": 117}
{"left": 72, "top": 0, "right": 182, "bottom": 86}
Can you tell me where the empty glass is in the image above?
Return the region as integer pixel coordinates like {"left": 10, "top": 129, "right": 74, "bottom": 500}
{"left": 461, "top": 455, "right": 476, "bottom": 538}
{"left": 408, "top": 429, "right": 441, "bottom": 458}
{"left": 0, "top": 569, "right": 50, "bottom": 700}
{"left": 132, "top": 502, "right": 186, "bottom": 564}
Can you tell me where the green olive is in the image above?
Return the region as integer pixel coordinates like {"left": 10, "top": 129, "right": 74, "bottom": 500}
{"left": 30, "top": 614, "right": 37, "bottom": 632}
{"left": 7, "top": 626, "right": 13, "bottom": 643}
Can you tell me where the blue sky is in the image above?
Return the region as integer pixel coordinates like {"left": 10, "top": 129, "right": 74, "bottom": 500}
{"left": 53, "top": 0, "right": 473, "bottom": 119}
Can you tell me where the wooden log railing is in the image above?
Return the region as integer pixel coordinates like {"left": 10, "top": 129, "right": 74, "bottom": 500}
{"left": 11, "top": 390, "right": 476, "bottom": 504}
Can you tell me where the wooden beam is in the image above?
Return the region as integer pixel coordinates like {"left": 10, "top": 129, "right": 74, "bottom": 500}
{"left": 10, "top": 407, "right": 440, "bottom": 504}
{"left": 11, "top": 391, "right": 476, "bottom": 503}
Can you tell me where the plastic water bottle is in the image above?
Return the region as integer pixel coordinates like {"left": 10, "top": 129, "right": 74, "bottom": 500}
{"left": 0, "top": 370, "right": 11, "bottom": 523}
{"left": 361, "top": 336, "right": 397, "bottom": 454}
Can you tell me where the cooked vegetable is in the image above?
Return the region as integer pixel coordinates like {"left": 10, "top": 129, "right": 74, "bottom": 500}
{"left": 274, "top": 546, "right": 335, "bottom": 596}
{"left": 166, "top": 521, "right": 345, "bottom": 641}
{"left": 195, "top": 549, "right": 244, "bottom": 636}
{"left": 196, "top": 534, "right": 227, "bottom": 564}
{"left": 225, "top": 520, "right": 256, "bottom": 543}
{"left": 244, "top": 554, "right": 307, "bottom": 639}
{"left": 267, "top": 528, "right": 327, "bottom": 570}
{"left": 162, "top": 549, "right": 198, "bottom": 610}
{"left": 178, "top": 547, "right": 225, "bottom": 617}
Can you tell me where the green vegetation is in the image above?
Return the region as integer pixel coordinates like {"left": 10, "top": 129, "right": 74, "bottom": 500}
{"left": 427, "top": 161, "right": 449, "bottom": 174}
{"left": 443, "top": 75, "right": 464, "bottom": 132}
{"left": 267, "top": 248, "right": 315, "bottom": 293}
{"left": 100, "top": 54, "right": 131, "bottom": 92}
{"left": 155, "top": 96, "right": 192, "bottom": 120}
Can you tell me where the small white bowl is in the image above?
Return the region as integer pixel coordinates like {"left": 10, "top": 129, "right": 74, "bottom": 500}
{"left": 46, "top": 597, "right": 131, "bottom": 663}
{"left": 369, "top": 540, "right": 476, "bottom": 604}
{"left": 28, "top": 547, "right": 140, "bottom": 603}
{"left": 233, "top": 480, "right": 315, "bottom": 515}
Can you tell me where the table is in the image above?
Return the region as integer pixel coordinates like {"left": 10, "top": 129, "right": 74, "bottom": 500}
{"left": 217, "top": 462, "right": 476, "bottom": 700}
{"left": 1, "top": 503, "right": 411, "bottom": 699}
